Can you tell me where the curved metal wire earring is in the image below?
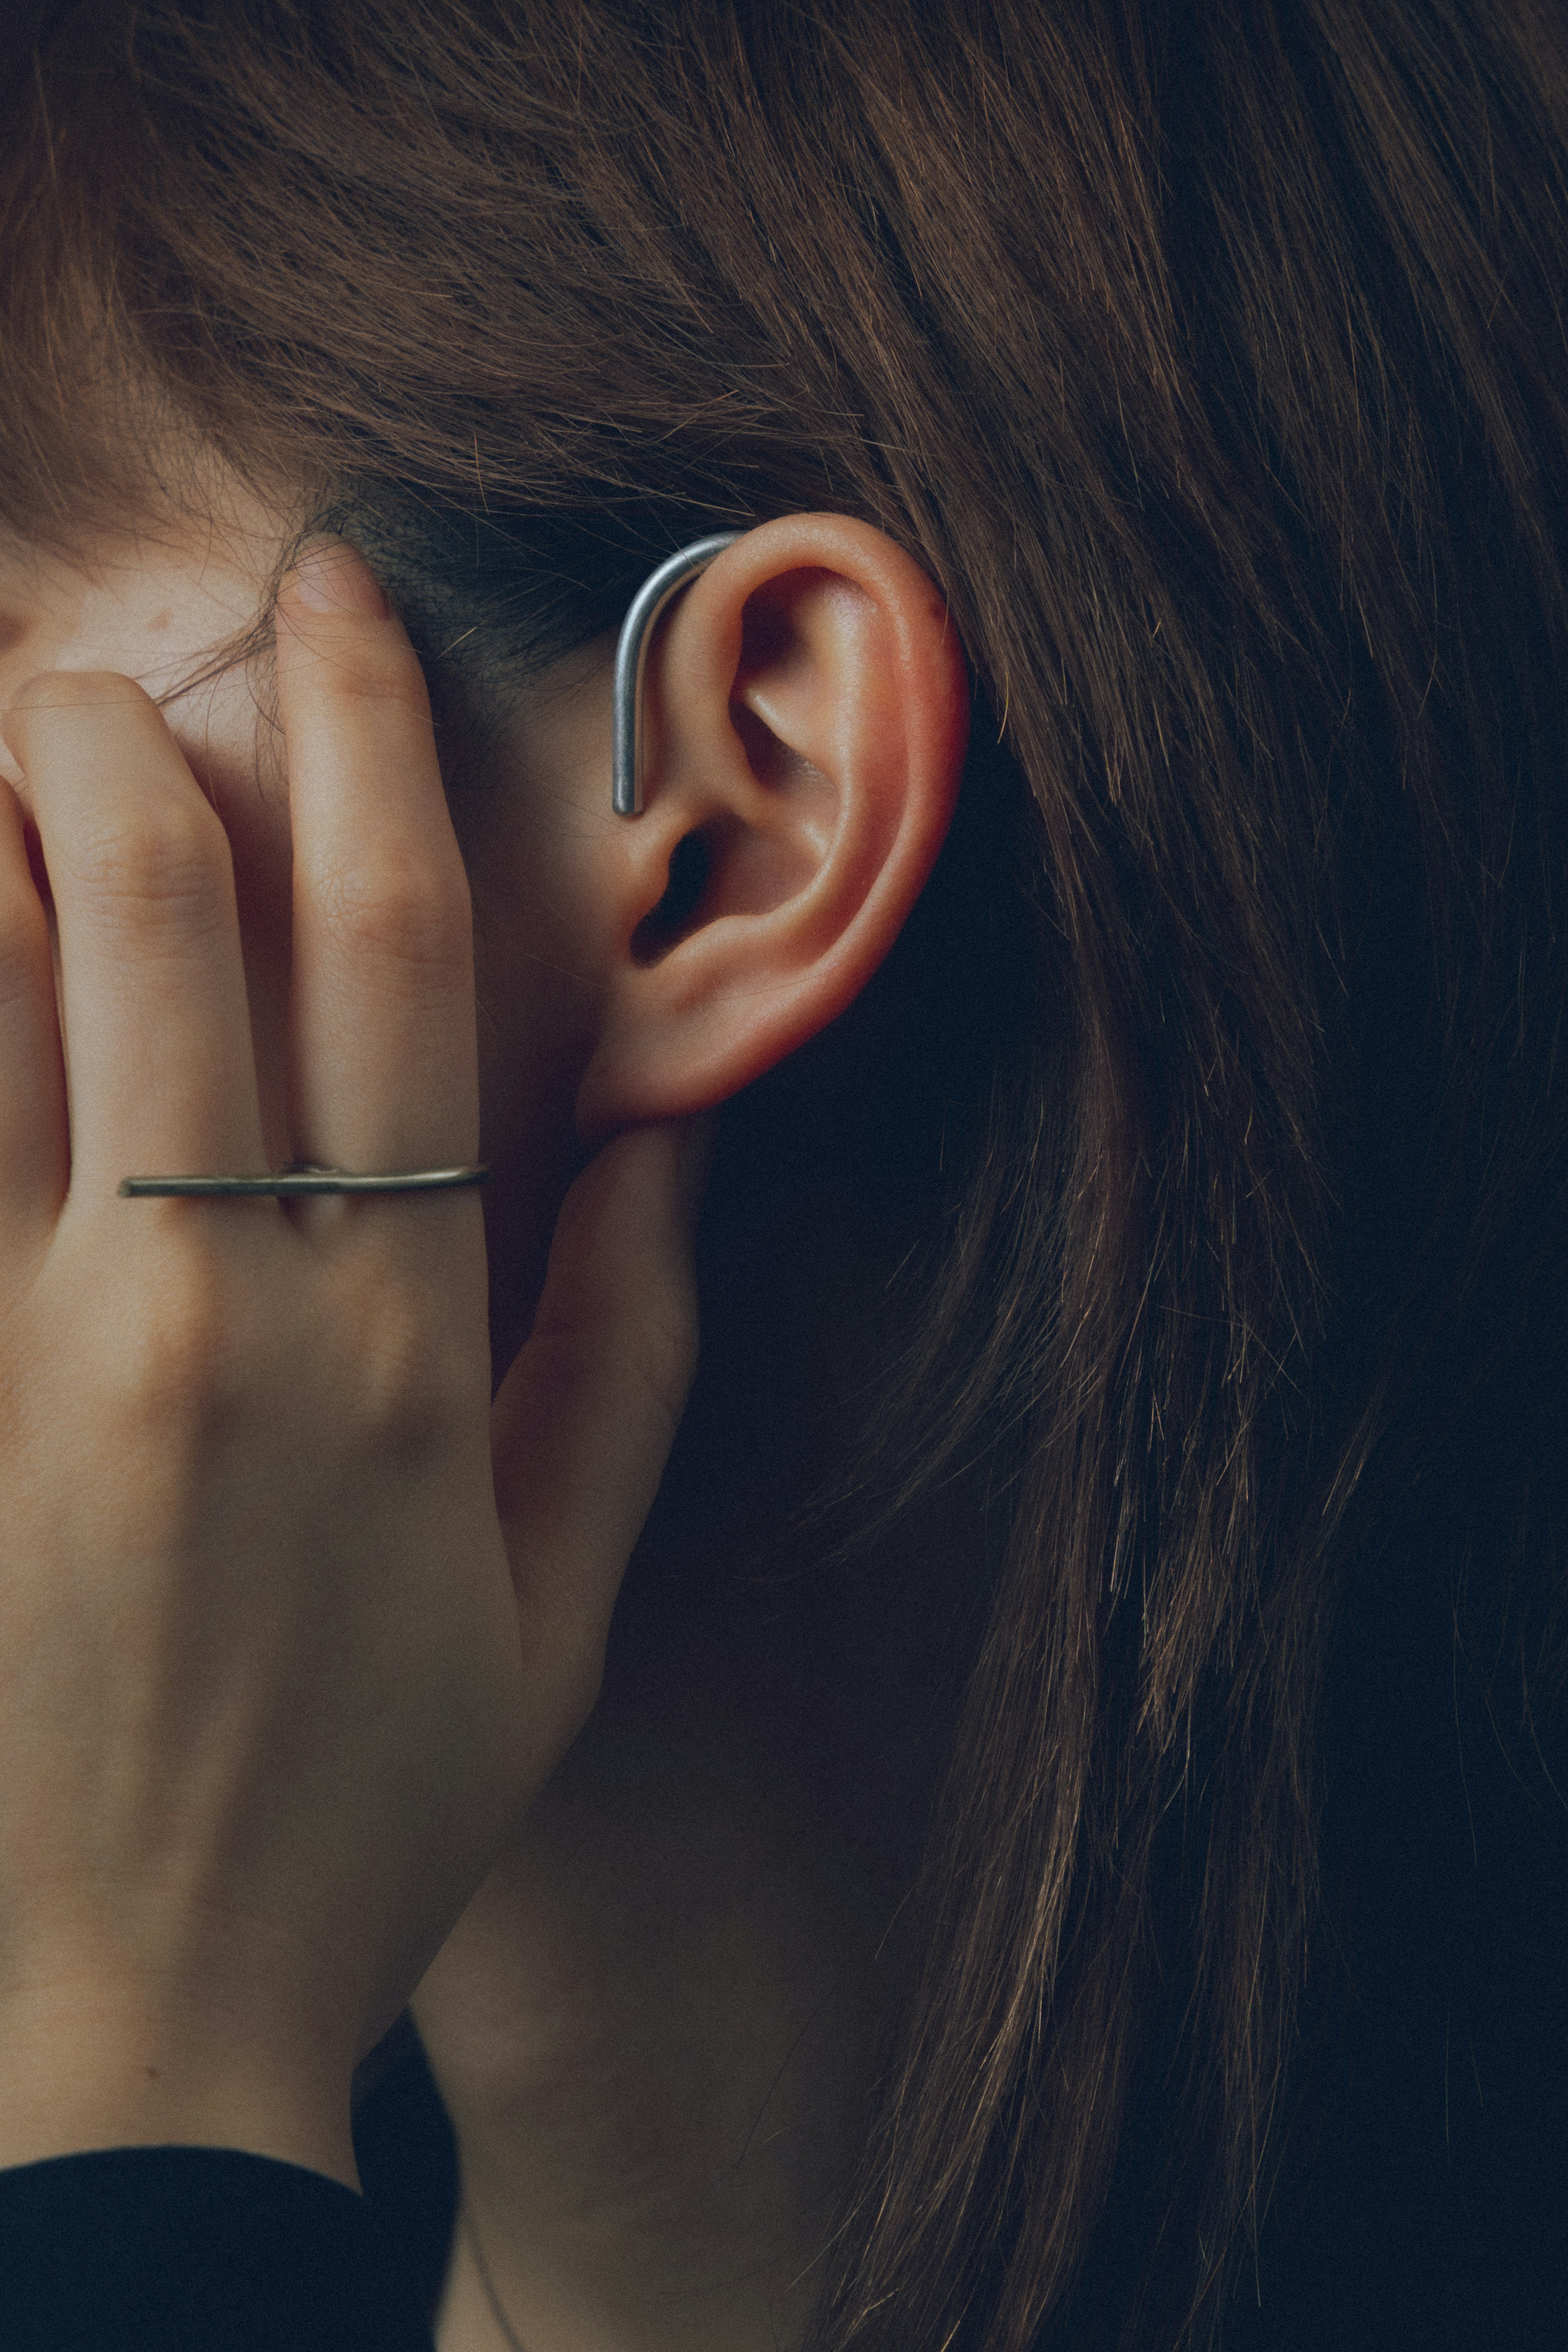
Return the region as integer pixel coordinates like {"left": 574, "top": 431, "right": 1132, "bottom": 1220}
{"left": 611, "top": 533, "right": 741, "bottom": 816}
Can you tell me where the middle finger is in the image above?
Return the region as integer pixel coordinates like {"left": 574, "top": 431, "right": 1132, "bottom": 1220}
{"left": 273, "top": 543, "right": 479, "bottom": 1177}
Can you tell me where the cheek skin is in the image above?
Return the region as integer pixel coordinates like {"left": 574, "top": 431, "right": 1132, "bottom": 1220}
{"left": 0, "top": 524, "right": 271, "bottom": 721}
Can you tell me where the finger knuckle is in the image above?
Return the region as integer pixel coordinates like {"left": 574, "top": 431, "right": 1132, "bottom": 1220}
{"left": 7, "top": 669, "right": 151, "bottom": 729}
{"left": 104, "top": 1250, "right": 238, "bottom": 1434}
{"left": 69, "top": 809, "right": 229, "bottom": 945}
{"left": 318, "top": 854, "right": 469, "bottom": 979}
{"left": 328, "top": 653, "right": 429, "bottom": 716}
{"left": 349, "top": 1281, "right": 478, "bottom": 1456}
{"left": 281, "top": 627, "right": 427, "bottom": 714}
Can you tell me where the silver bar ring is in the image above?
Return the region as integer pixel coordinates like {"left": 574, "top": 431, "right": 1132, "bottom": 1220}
{"left": 612, "top": 533, "right": 742, "bottom": 816}
{"left": 119, "top": 1164, "right": 492, "bottom": 1198}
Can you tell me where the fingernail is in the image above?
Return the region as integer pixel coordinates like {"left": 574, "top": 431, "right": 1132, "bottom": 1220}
{"left": 285, "top": 539, "right": 389, "bottom": 620}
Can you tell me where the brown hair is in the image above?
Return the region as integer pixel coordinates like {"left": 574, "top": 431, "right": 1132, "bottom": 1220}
{"left": 4, "top": 2, "right": 1567, "bottom": 2344}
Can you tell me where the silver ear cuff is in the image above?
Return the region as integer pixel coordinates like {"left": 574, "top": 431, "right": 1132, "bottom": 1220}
{"left": 612, "top": 533, "right": 742, "bottom": 815}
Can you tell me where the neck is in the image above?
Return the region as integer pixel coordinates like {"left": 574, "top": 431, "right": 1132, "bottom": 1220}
{"left": 414, "top": 1194, "right": 967, "bottom": 2350}
{"left": 414, "top": 1687, "right": 908, "bottom": 2351}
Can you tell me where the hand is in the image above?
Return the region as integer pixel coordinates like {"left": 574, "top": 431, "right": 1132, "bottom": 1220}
{"left": 0, "top": 542, "right": 704, "bottom": 2190}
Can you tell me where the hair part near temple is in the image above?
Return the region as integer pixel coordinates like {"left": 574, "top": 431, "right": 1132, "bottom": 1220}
{"left": 3, "top": 4, "right": 1566, "bottom": 2346}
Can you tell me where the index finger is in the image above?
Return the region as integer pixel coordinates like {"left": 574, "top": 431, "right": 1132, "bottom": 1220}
{"left": 274, "top": 541, "right": 479, "bottom": 1177}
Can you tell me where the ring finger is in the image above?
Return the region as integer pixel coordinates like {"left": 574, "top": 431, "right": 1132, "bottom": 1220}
{"left": 2, "top": 672, "right": 266, "bottom": 1206}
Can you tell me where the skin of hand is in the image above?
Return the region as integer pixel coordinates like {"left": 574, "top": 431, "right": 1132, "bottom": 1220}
{"left": 0, "top": 537, "right": 706, "bottom": 2194}
{"left": 0, "top": 492, "right": 967, "bottom": 2346}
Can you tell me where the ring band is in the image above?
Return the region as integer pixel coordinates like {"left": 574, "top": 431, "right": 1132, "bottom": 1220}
{"left": 119, "top": 1163, "right": 492, "bottom": 1198}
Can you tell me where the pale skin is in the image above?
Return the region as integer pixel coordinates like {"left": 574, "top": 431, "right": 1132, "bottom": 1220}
{"left": 0, "top": 485, "right": 968, "bottom": 2348}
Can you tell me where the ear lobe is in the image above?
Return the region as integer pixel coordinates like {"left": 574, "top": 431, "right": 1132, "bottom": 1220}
{"left": 575, "top": 515, "right": 969, "bottom": 1140}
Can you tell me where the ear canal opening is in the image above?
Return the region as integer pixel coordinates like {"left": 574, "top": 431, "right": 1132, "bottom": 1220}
{"left": 630, "top": 827, "right": 713, "bottom": 965}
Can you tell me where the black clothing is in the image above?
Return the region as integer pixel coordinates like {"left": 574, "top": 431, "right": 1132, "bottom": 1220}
{"left": 0, "top": 2142, "right": 439, "bottom": 2350}
{"left": 0, "top": 1993, "right": 459, "bottom": 2351}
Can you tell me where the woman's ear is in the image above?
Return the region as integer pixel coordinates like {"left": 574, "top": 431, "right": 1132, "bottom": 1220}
{"left": 575, "top": 513, "right": 969, "bottom": 1138}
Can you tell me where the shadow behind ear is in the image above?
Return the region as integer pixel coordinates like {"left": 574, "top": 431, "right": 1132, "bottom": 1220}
{"left": 605, "top": 716, "right": 1044, "bottom": 1629}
